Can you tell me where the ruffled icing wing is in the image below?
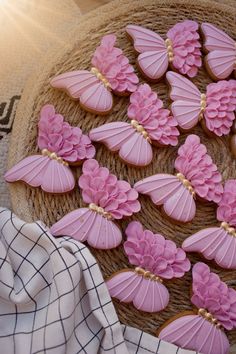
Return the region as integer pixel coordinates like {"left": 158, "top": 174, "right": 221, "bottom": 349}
{"left": 166, "top": 71, "right": 201, "bottom": 130}
{"left": 158, "top": 314, "right": 230, "bottom": 354}
{"left": 126, "top": 25, "right": 168, "bottom": 81}
{"left": 201, "top": 23, "right": 236, "bottom": 79}
{"left": 50, "top": 70, "right": 113, "bottom": 114}
{"left": 134, "top": 174, "right": 196, "bottom": 223}
{"left": 106, "top": 270, "right": 169, "bottom": 312}
{"left": 183, "top": 227, "right": 236, "bottom": 269}
{"left": 50, "top": 208, "right": 122, "bottom": 249}
{"left": 89, "top": 122, "right": 153, "bottom": 166}
{"left": 4, "top": 155, "right": 75, "bottom": 193}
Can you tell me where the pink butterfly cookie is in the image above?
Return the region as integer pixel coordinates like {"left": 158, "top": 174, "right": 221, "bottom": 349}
{"left": 183, "top": 179, "right": 236, "bottom": 269}
{"left": 126, "top": 20, "right": 201, "bottom": 81}
{"left": 50, "top": 159, "right": 141, "bottom": 249}
{"left": 50, "top": 34, "right": 139, "bottom": 115}
{"left": 158, "top": 262, "right": 236, "bottom": 354}
{"left": 134, "top": 134, "right": 223, "bottom": 223}
{"left": 89, "top": 84, "right": 179, "bottom": 167}
{"left": 166, "top": 71, "right": 236, "bottom": 136}
{"left": 201, "top": 23, "right": 236, "bottom": 80}
{"left": 106, "top": 221, "right": 190, "bottom": 312}
{"left": 4, "top": 104, "right": 95, "bottom": 194}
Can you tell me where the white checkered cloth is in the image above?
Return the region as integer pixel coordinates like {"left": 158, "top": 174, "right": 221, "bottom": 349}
{"left": 0, "top": 207, "right": 197, "bottom": 354}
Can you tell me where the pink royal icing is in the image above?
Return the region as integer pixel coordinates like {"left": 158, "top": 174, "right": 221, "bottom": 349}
{"left": 166, "top": 71, "right": 236, "bottom": 136}
{"left": 50, "top": 35, "right": 139, "bottom": 115}
{"left": 106, "top": 221, "right": 190, "bottom": 313}
{"left": 134, "top": 134, "right": 223, "bottom": 223}
{"left": 50, "top": 159, "right": 141, "bottom": 249}
{"left": 217, "top": 180, "right": 236, "bottom": 227}
{"left": 126, "top": 20, "right": 201, "bottom": 81}
{"left": 38, "top": 105, "right": 95, "bottom": 162}
{"left": 158, "top": 262, "right": 235, "bottom": 354}
{"left": 4, "top": 105, "right": 95, "bottom": 194}
{"left": 89, "top": 84, "right": 179, "bottom": 167}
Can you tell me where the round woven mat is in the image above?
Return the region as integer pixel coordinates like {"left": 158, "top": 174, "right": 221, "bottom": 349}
{"left": 8, "top": 0, "right": 236, "bottom": 345}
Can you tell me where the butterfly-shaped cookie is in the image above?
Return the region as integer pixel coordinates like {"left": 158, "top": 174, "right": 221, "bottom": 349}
{"left": 50, "top": 34, "right": 139, "bottom": 115}
{"left": 201, "top": 23, "right": 236, "bottom": 80}
{"left": 50, "top": 159, "right": 141, "bottom": 249}
{"left": 4, "top": 104, "right": 95, "bottom": 194}
{"left": 158, "top": 262, "right": 236, "bottom": 354}
{"left": 106, "top": 221, "right": 190, "bottom": 312}
{"left": 183, "top": 179, "right": 236, "bottom": 269}
{"left": 166, "top": 71, "right": 236, "bottom": 136}
{"left": 134, "top": 134, "right": 223, "bottom": 223}
{"left": 126, "top": 20, "right": 201, "bottom": 81}
{"left": 89, "top": 83, "right": 179, "bottom": 167}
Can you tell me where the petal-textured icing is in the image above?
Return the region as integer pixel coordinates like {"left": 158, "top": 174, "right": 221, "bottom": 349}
{"left": 89, "top": 122, "right": 153, "bottom": 167}
{"left": 50, "top": 71, "right": 113, "bottom": 114}
{"left": 124, "top": 221, "right": 190, "bottom": 279}
{"left": 50, "top": 208, "right": 122, "bottom": 249}
{"left": 217, "top": 179, "right": 236, "bottom": 227}
{"left": 201, "top": 23, "right": 236, "bottom": 80}
{"left": 134, "top": 174, "right": 196, "bottom": 223}
{"left": 4, "top": 155, "right": 75, "bottom": 194}
{"left": 191, "top": 262, "right": 236, "bottom": 330}
{"left": 91, "top": 34, "right": 139, "bottom": 93}
{"left": 175, "top": 134, "right": 223, "bottom": 203}
{"left": 128, "top": 84, "right": 179, "bottom": 146}
{"left": 38, "top": 104, "right": 95, "bottom": 162}
{"left": 126, "top": 25, "right": 168, "bottom": 81}
{"left": 167, "top": 20, "right": 202, "bottom": 77}
{"left": 166, "top": 71, "right": 201, "bottom": 130}
{"left": 205, "top": 80, "right": 236, "bottom": 136}
{"left": 106, "top": 270, "right": 169, "bottom": 312}
{"left": 183, "top": 227, "right": 236, "bottom": 269}
{"left": 158, "top": 314, "right": 230, "bottom": 354}
{"left": 79, "top": 159, "right": 141, "bottom": 219}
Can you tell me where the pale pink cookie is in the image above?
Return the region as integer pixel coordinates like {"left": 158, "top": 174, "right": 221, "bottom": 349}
{"left": 4, "top": 104, "right": 95, "bottom": 194}
{"left": 126, "top": 20, "right": 201, "bottom": 81}
{"left": 50, "top": 159, "right": 141, "bottom": 249}
{"left": 134, "top": 134, "right": 223, "bottom": 223}
{"left": 50, "top": 34, "right": 139, "bottom": 115}
{"left": 106, "top": 221, "right": 190, "bottom": 312}
{"left": 158, "top": 262, "right": 236, "bottom": 354}
{"left": 89, "top": 83, "right": 179, "bottom": 167}
{"left": 167, "top": 71, "right": 236, "bottom": 136}
{"left": 183, "top": 179, "right": 236, "bottom": 269}
{"left": 201, "top": 23, "right": 236, "bottom": 80}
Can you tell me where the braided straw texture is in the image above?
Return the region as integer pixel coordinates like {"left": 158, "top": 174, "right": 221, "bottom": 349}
{"left": 7, "top": 0, "right": 236, "bottom": 344}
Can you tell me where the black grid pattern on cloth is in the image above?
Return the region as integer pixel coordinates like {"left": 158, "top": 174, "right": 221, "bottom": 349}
{"left": 0, "top": 208, "right": 198, "bottom": 354}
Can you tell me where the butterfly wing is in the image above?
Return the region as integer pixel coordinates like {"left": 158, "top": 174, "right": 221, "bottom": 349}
{"left": 4, "top": 155, "right": 75, "bottom": 193}
{"left": 134, "top": 174, "right": 196, "bottom": 223}
{"left": 126, "top": 25, "right": 168, "bottom": 81}
{"left": 50, "top": 70, "right": 113, "bottom": 114}
{"left": 201, "top": 23, "right": 236, "bottom": 79}
{"left": 106, "top": 270, "right": 169, "bottom": 312}
{"left": 166, "top": 71, "right": 201, "bottom": 130}
{"left": 158, "top": 314, "right": 230, "bottom": 354}
{"left": 50, "top": 208, "right": 122, "bottom": 249}
{"left": 90, "top": 122, "right": 153, "bottom": 166}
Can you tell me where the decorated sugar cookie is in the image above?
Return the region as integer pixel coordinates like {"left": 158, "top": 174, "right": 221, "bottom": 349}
{"left": 4, "top": 105, "right": 95, "bottom": 194}
{"left": 183, "top": 179, "right": 236, "bottom": 269}
{"left": 126, "top": 21, "right": 201, "bottom": 81}
{"left": 201, "top": 23, "right": 236, "bottom": 80}
{"left": 166, "top": 71, "right": 236, "bottom": 136}
{"left": 89, "top": 84, "right": 179, "bottom": 167}
{"left": 106, "top": 221, "right": 190, "bottom": 312}
{"left": 50, "top": 34, "right": 139, "bottom": 115}
{"left": 134, "top": 134, "right": 223, "bottom": 223}
{"left": 50, "top": 159, "right": 141, "bottom": 249}
{"left": 158, "top": 262, "right": 236, "bottom": 354}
